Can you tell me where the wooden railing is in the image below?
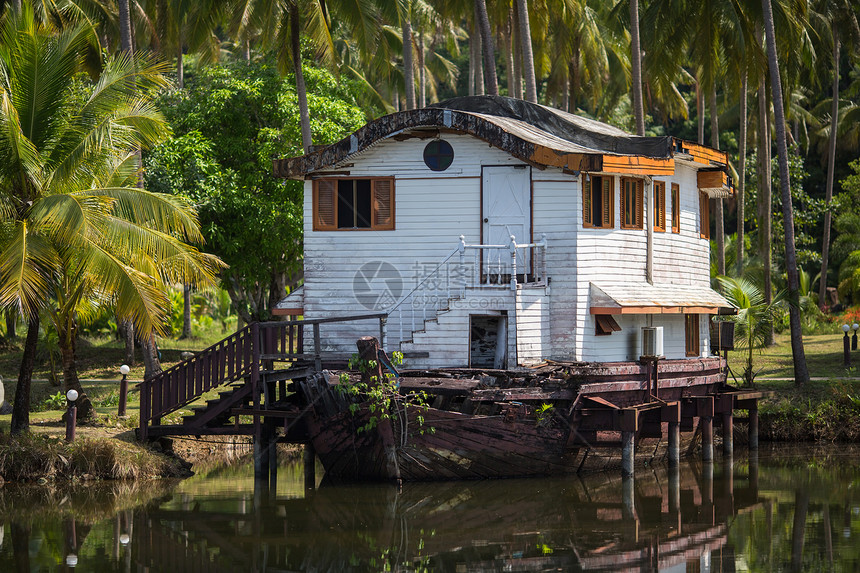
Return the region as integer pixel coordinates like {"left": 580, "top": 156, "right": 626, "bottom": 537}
{"left": 138, "top": 314, "right": 386, "bottom": 441}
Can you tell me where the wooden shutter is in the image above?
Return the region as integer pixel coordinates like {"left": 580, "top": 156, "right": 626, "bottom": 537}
{"left": 313, "top": 180, "right": 336, "bottom": 231}
{"left": 671, "top": 183, "right": 680, "bottom": 233}
{"left": 699, "top": 192, "right": 710, "bottom": 239}
{"left": 635, "top": 179, "right": 644, "bottom": 229}
{"left": 601, "top": 176, "right": 613, "bottom": 227}
{"left": 583, "top": 175, "right": 593, "bottom": 227}
{"left": 654, "top": 182, "right": 666, "bottom": 232}
{"left": 372, "top": 179, "right": 395, "bottom": 230}
{"left": 685, "top": 314, "right": 700, "bottom": 356}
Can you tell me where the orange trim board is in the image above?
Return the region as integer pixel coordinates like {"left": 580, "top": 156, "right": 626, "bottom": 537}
{"left": 601, "top": 155, "right": 675, "bottom": 175}
{"left": 591, "top": 306, "right": 721, "bottom": 315}
{"left": 677, "top": 140, "right": 728, "bottom": 166}
{"left": 272, "top": 307, "right": 304, "bottom": 316}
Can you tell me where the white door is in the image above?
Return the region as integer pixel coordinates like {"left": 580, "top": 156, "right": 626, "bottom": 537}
{"left": 482, "top": 166, "right": 531, "bottom": 281}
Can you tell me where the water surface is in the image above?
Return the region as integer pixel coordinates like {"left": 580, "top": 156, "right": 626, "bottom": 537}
{"left": 1, "top": 444, "right": 859, "bottom": 572}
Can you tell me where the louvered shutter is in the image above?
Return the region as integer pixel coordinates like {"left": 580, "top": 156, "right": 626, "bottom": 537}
{"left": 635, "top": 179, "right": 644, "bottom": 229}
{"left": 583, "top": 175, "right": 593, "bottom": 227}
{"left": 601, "top": 177, "right": 613, "bottom": 227}
{"left": 372, "top": 179, "right": 395, "bottom": 230}
{"left": 314, "top": 180, "right": 336, "bottom": 231}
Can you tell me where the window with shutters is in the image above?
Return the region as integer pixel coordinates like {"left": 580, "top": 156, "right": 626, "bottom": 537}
{"left": 699, "top": 192, "right": 710, "bottom": 239}
{"left": 654, "top": 181, "right": 666, "bottom": 232}
{"left": 313, "top": 178, "right": 395, "bottom": 231}
{"left": 620, "top": 178, "right": 644, "bottom": 229}
{"left": 582, "top": 174, "right": 614, "bottom": 229}
{"left": 685, "top": 314, "right": 700, "bottom": 357}
{"left": 671, "top": 183, "right": 680, "bottom": 233}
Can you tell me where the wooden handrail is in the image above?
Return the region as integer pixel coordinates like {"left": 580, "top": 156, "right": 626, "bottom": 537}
{"left": 138, "top": 314, "right": 387, "bottom": 441}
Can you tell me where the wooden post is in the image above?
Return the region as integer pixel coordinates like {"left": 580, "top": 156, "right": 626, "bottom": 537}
{"left": 668, "top": 421, "right": 680, "bottom": 466}
{"left": 722, "top": 410, "right": 734, "bottom": 456}
{"left": 304, "top": 443, "right": 316, "bottom": 491}
{"left": 749, "top": 403, "right": 759, "bottom": 449}
{"left": 313, "top": 323, "right": 322, "bottom": 372}
{"left": 622, "top": 430, "right": 635, "bottom": 478}
{"left": 252, "top": 322, "right": 262, "bottom": 481}
{"left": 509, "top": 235, "right": 517, "bottom": 291}
{"left": 702, "top": 415, "right": 714, "bottom": 462}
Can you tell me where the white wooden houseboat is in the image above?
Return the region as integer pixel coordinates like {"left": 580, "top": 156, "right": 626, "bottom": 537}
{"left": 273, "top": 96, "right": 734, "bottom": 370}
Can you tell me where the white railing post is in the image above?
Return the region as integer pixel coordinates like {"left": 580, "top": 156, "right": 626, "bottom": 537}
{"left": 509, "top": 235, "right": 517, "bottom": 291}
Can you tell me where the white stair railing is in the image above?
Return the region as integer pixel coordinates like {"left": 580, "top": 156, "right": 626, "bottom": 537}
{"left": 386, "top": 234, "right": 548, "bottom": 348}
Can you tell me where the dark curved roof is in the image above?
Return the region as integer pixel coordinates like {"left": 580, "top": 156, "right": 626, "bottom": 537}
{"left": 273, "top": 96, "right": 676, "bottom": 179}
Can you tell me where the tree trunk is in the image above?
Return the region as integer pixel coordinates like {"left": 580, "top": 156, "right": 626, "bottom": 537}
{"left": 58, "top": 318, "right": 94, "bottom": 422}
{"left": 475, "top": 0, "right": 498, "bottom": 96}
{"left": 5, "top": 310, "right": 15, "bottom": 340}
{"left": 758, "top": 57, "right": 773, "bottom": 346}
{"left": 737, "top": 70, "right": 748, "bottom": 276}
{"left": 141, "top": 332, "right": 163, "bottom": 380}
{"left": 629, "top": 0, "right": 645, "bottom": 135}
{"left": 570, "top": 40, "right": 581, "bottom": 112}
{"left": 819, "top": 36, "right": 840, "bottom": 310}
{"left": 402, "top": 5, "right": 415, "bottom": 109}
{"left": 177, "top": 32, "right": 184, "bottom": 89}
{"left": 469, "top": 24, "right": 477, "bottom": 97}
{"left": 504, "top": 13, "right": 515, "bottom": 97}
{"left": 181, "top": 284, "right": 192, "bottom": 339}
{"left": 10, "top": 316, "right": 39, "bottom": 434}
{"left": 711, "top": 84, "right": 725, "bottom": 276}
{"left": 118, "top": 0, "right": 133, "bottom": 54}
{"left": 290, "top": 2, "right": 312, "bottom": 152}
{"left": 244, "top": 38, "right": 251, "bottom": 62}
{"left": 473, "top": 8, "right": 484, "bottom": 96}
{"left": 512, "top": 5, "right": 522, "bottom": 100}
{"left": 761, "top": 0, "right": 810, "bottom": 386}
{"left": 516, "top": 0, "right": 537, "bottom": 103}
{"left": 696, "top": 78, "right": 705, "bottom": 144}
{"left": 418, "top": 31, "right": 426, "bottom": 107}
{"left": 11, "top": 0, "right": 22, "bottom": 12}
{"left": 121, "top": 319, "right": 135, "bottom": 366}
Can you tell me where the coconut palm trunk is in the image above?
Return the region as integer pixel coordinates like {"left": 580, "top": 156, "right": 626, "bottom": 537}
{"left": 757, "top": 58, "right": 773, "bottom": 345}
{"left": 737, "top": 70, "right": 748, "bottom": 276}
{"left": 760, "top": 0, "right": 810, "bottom": 386}
{"left": 711, "top": 85, "right": 725, "bottom": 275}
{"left": 402, "top": 4, "right": 415, "bottom": 109}
{"left": 290, "top": 2, "right": 312, "bottom": 151}
{"left": 516, "top": 0, "right": 537, "bottom": 103}
{"left": 629, "top": 0, "right": 645, "bottom": 135}
{"left": 818, "top": 36, "right": 840, "bottom": 310}
{"left": 475, "top": 0, "right": 498, "bottom": 95}
{"left": 57, "top": 317, "right": 94, "bottom": 421}
{"left": 10, "top": 316, "right": 39, "bottom": 434}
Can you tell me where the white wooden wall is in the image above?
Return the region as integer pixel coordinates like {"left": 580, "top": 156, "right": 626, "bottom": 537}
{"left": 301, "top": 131, "right": 713, "bottom": 364}
{"left": 516, "top": 287, "right": 550, "bottom": 364}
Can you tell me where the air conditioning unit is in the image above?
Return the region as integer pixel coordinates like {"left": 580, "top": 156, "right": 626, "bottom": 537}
{"left": 641, "top": 326, "right": 664, "bottom": 358}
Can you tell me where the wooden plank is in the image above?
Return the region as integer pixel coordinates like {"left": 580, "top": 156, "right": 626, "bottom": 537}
{"left": 601, "top": 154, "right": 675, "bottom": 175}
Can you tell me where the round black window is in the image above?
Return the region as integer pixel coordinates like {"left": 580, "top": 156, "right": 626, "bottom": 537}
{"left": 423, "top": 139, "right": 454, "bottom": 171}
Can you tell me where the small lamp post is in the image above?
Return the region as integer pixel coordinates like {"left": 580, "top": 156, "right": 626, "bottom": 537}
{"left": 65, "top": 389, "right": 78, "bottom": 442}
{"left": 66, "top": 554, "right": 78, "bottom": 568}
{"left": 853, "top": 324, "right": 859, "bottom": 351}
{"left": 118, "top": 364, "right": 130, "bottom": 417}
{"left": 843, "top": 324, "right": 851, "bottom": 368}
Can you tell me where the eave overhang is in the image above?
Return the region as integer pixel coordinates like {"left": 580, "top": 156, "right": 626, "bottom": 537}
{"left": 272, "top": 96, "right": 733, "bottom": 183}
{"left": 589, "top": 283, "right": 735, "bottom": 316}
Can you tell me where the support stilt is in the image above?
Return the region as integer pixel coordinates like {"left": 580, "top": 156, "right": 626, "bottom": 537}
{"left": 701, "top": 416, "right": 714, "bottom": 462}
{"left": 668, "top": 421, "right": 680, "bottom": 467}
{"left": 749, "top": 404, "right": 759, "bottom": 450}
{"left": 304, "top": 443, "right": 316, "bottom": 491}
{"left": 621, "top": 430, "right": 635, "bottom": 478}
{"left": 722, "top": 411, "right": 733, "bottom": 456}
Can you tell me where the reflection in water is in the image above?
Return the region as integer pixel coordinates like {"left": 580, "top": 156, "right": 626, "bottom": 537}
{"left": 1, "top": 445, "right": 860, "bottom": 572}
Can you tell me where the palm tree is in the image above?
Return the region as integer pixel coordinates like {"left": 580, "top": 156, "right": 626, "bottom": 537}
{"left": 717, "top": 276, "right": 785, "bottom": 386}
{"left": 760, "top": 0, "right": 810, "bottom": 386}
{"left": 0, "top": 7, "right": 220, "bottom": 427}
{"left": 516, "top": 0, "right": 536, "bottom": 103}
{"left": 628, "top": 0, "right": 644, "bottom": 135}
{"left": 474, "top": 0, "right": 498, "bottom": 96}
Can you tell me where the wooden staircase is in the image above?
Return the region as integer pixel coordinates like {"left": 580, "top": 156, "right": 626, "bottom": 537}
{"left": 137, "top": 314, "right": 387, "bottom": 441}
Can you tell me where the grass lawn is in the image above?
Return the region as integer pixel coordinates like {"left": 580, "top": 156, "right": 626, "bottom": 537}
{"left": 724, "top": 332, "right": 859, "bottom": 381}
